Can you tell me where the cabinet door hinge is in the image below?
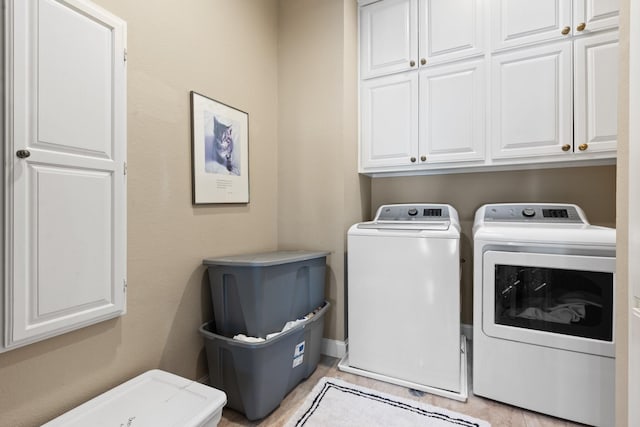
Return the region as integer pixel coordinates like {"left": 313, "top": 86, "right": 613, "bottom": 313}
{"left": 124, "top": 48, "right": 128, "bottom": 62}
{"left": 123, "top": 161, "right": 127, "bottom": 175}
{"left": 123, "top": 279, "right": 127, "bottom": 293}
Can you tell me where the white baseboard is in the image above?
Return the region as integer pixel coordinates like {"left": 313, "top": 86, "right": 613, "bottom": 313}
{"left": 321, "top": 338, "right": 347, "bottom": 359}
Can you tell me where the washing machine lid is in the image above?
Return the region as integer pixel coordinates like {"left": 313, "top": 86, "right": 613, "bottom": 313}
{"left": 356, "top": 203, "right": 460, "bottom": 232}
{"left": 43, "top": 370, "right": 227, "bottom": 427}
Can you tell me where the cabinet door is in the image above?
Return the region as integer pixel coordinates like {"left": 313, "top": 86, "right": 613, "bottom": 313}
{"left": 491, "top": 0, "right": 572, "bottom": 51}
{"left": 574, "top": 31, "right": 618, "bottom": 154}
{"left": 419, "top": 0, "right": 484, "bottom": 65}
{"left": 5, "top": 0, "right": 127, "bottom": 350}
{"left": 573, "top": 0, "right": 619, "bottom": 34}
{"left": 360, "top": 73, "right": 419, "bottom": 169}
{"left": 360, "top": 0, "right": 418, "bottom": 79}
{"left": 419, "top": 60, "right": 485, "bottom": 163}
{"left": 491, "top": 42, "right": 572, "bottom": 159}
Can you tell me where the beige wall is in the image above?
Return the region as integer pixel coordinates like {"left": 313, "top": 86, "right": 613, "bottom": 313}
{"left": 277, "top": 0, "right": 368, "bottom": 341}
{"left": 0, "top": 1, "right": 280, "bottom": 425}
{"left": 371, "top": 165, "right": 616, "bottom": 324}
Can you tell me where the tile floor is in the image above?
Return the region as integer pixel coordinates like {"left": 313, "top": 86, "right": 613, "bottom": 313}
{"left": 217, "top": 355, "right": 585, "bottom": 427}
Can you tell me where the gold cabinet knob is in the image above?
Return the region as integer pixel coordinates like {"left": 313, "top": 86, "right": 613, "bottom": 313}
{"left": 561, "top": 26, "right": 571, "bottom": 35}
{"left": 420, "top": 58, "right": 427, "bottom": 66}
{"left": 410, "top": 156, "right": 417, "bottom": 163}
{"left": 410, "top": 60, "right": 416, "bottom": 67}
{"left": 578, "top": 143, "right": 589, "bottom": 151}
{"left": 420, "top": 155, "right": 427, "bottom": 162}
{"left": 576, "top": 22, "right": 586, "bottom": 32}
{"left": 561, "top": 144, "right": 571, "bottom": 152}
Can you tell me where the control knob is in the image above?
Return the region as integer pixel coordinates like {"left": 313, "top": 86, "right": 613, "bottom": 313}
{"left": 522, "top": 208, "right": 536, "bottom": 218}
{"left": 408, "top": 208, "right": 418, "bottom": 216}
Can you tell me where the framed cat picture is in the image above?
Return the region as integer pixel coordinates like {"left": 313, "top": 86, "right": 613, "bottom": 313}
{"left": 190, "top": 91, "right": 249, "bottom": 204}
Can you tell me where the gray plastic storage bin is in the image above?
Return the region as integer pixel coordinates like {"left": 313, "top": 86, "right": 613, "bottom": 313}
{"left": 199, "top": 301, "right": 329, "bottom": 421}
{"left": 203, "top": 250, "right": 329, "bottom": 338}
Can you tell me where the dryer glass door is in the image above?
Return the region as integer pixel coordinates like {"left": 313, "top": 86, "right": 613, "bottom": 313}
{"left": 483, "top": 251, "right": 615, "bottom": 357}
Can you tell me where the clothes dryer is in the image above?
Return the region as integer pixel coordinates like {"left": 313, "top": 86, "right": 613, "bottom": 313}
{"left": 473, "top": 203, "right": 615, "bottom": 426}
{"left": 339, "top": 204, "right": 467, "bottom": 401}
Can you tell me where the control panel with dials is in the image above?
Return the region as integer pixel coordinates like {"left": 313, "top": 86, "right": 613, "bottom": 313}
{"left": 374, "top": 204, "right": 450, "bottom": 222}
{"left": 483, "top": 204, "right": 585, "bottom": 223}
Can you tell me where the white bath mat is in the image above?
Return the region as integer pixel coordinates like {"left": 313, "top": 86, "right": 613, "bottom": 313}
{"left": 285, "top": 377, "right": 490, "bottom": 427}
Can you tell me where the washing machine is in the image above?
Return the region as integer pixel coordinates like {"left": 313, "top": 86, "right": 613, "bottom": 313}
{"left": 338, "top": 203, "right": 467, "bottom": 401}
{"left": 473, "top": 203, "right": 615, "bottom": 426}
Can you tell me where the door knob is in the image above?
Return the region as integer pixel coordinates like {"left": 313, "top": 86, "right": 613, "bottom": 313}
{"left": 16, "top": 150, "right": 30, "bottom": 159}
{"left": 561, "top": 144, "right": 571, "bottom": 152}
{"left": 576, "top": 22, "right": 586, "bottom": 32}
{"left": 578, "top": 143, "right": 589, "bottom": 151}
{"left": 420, "top": 155, "right": 427, "bottom": 161}
{"left": 410, "top": 60, "right": 416, "bottom": 67}
{"left": 561, "top": 26, "right": 571, "bottom": 35}
{"left": 420, "top": 58, "right": 427, "bottom": 66}
{"left": 410, "top": 156, "right": 417, "bottom": 163}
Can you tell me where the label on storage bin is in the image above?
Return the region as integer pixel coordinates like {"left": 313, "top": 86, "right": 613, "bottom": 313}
{"left": 293, "top": 341, "right": 305, "bottom": 368}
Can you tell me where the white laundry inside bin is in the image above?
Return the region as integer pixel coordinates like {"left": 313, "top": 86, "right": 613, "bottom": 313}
{"left": 42, "top": 369, "right": 227, "bottom": 427}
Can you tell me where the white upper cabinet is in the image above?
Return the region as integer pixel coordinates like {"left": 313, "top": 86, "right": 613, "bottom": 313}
{"left": 574, "top": 31, "right": 619, "bottom": 155}
{"left": 358, "top": 0, "right": 618, "bottom": 175}
{"left": 490, "top": 2, "right": 619, "bottom": 161}
{"left": 360, "top": 0, "right": 484, "bottom": 79}
{"left": 419, "top": 0, "right": 484, "bottom": 66}
{"left": 3, "top": 0, "right": 127, "bottom": 351}
{"left": 491, "top": 0, "right": 572, "bottom": 51}
{"left": 573, "top": 0, "right": 619, "bottom": 35}
{"left": 360, "top": 0, "right": 418, "bottom": 79}
{"left": 360, "top": 72, "right": 419, "bottom": 168}
{"left": 360, "top": 61, "right": 485, "bottom": 170}
{"left": 419, "top": 60, "right": 485, "bottom": 163}
{"left": 359, "top": 0, "right": 486, "bottom": 172}
{"left": 491, "top": 42, "right": 573, "bottom": 159}
{"left": 491, "top": 0, "right": 619, "bottom": 51}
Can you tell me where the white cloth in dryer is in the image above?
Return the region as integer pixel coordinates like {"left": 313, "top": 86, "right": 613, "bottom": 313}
{"left": 515, "top": 292, "right": 603, "bottom": 324}
{"left": 517, "top": 304, "right": 586, "bottom": 323}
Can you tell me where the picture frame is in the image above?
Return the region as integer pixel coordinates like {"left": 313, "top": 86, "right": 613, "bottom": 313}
{"left": 190, "top": 91, "right": 249, "bottom": 204}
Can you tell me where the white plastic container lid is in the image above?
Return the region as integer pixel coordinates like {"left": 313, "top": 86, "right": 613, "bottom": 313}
{"left": 42, "top": 369, "right": 227, "bottom": 427}
{"left": 203, "top": 250, "right": 330, "bottom": 267}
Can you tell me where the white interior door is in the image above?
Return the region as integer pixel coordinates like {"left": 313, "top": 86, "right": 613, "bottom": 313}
{"left": 5, "top": 0, "right": 127, "bottom": 350}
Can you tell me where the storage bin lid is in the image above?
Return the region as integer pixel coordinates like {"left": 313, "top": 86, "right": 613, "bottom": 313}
{"left": 203, "top": 250, "right": 330, "bottom": 267}
{"left": 43, "top": 369, "right": 227, "bottom": 427}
